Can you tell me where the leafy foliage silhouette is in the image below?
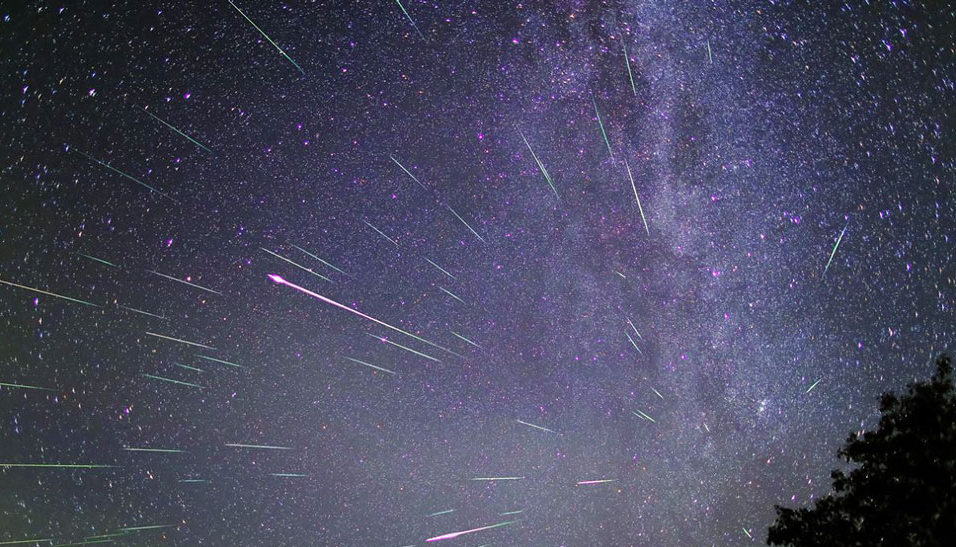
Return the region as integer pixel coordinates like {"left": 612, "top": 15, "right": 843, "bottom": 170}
{"left": 768, "top": 354, "right": 956, "bottom": 546}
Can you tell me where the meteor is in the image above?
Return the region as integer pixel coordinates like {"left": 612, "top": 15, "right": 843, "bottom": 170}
{"left": 0, "top": 463, "right": 116, "bottom": 469}
{"left": 516, "top": 419, "right": 555, "bottom": 434}
{"left": 344, "top": 356, "right": 396, "bottom": 375}
{"left": 806, "top": 378, "right": 822, "bottom": 393}
{"left": 394, "top": 0, "right": 425, "bottom": 40}
{"left": 72, "top": 149, "right": 178, "bottom": 203}
{"left": 518, "top": 129, "right": 559, "bottom": 200}
{"left": 291, "top": 245, "right": 348, "bottom": 276}
{"left": 0, "top": 278, "right": 100, "bottom": 308}
{"left": 147, "top": 270, "right": 222, "bottom": 295}
{"left": 119, "top": 304, "right": 166, "bottom": 320}
{"left": 623, "top": 38, "right": 637, "bottom": 95}
{"left": 446, "top": 205, "right": 485, "bottom": 243}
{"left": 424, "top": 257, "right": 455, "bottom": 279}
{"left": 0, "top": 381, "right": 54, "bottom": 392}
{"left": 823, "top": 221, "right": 849, "bottom": 278}
{"left": 439, "top": 286, "right": 466, "bottom": 305}
{"left": 390, "top": 155, "right": 428, "bottom": 190}
{"left": 270, "top": 473, "right": 307, "bottom": 477}
{"left": 593, "top": 98, "right": 613, "bottom": 159}
{"left": 261, "top": 247, "right": 331, "bottom": 283}
{"left": 225, "top": 443, "right": 292, "bottom": 450}
{"left": 425, "top": 519, "right": 519, "bottom": 542}
{"left": 144, "top": 331, "right": 216, "bottom": 350}
{"left": 576, "top": 479, "right": 616, "bottom": 485}
{"left": 366, "top": 333, "right": 440, "bottom": 362}
{"left": 124, "top": 447, "right": 185, "bottom": 454}
{"left": 470, "top": 476, "right": 524, "bottom": 481}
{"left": 196, "top": 355, "right": 245, "bottom": 370}
{"left": 625, "top": 331, "right": 643, "bottom": 355}
{"left": 139, "top": 107, "right": 212, "bottom": 152}
{"left": 364, "top": 220, "right": 399, "bottom": 246}
{"left": 142, "top": 373, "right": 203, "bottom": 389}
{"left": 427, "top": 509, "right": 455, "bottom": 517}
{"left": 77, "top": 253, "right": 118, "bottom": 268}
{"left": 624, "top": 158, "right": 649, "bottom": 235}
{"left": 650, "top": 387, "right": 664, "bottom": 400}
{"left": 449, "top": 330, "right": 481, "bottom": 349}
{"left": 632, "top": 409, "right": 656, "bottom": 423}
{"left": 228, "top": 0, "right": 305, "bottom": 75}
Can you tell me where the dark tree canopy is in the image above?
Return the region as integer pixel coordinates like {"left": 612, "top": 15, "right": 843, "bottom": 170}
{"left": 768, "top": 354, "right": 956, "bottom": 546}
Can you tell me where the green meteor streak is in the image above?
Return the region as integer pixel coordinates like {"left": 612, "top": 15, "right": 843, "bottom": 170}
{"left": 142, "top": 373, "right": 203, "bottom": 389}
{"left": 0, "top": 278, "right": 100, "bottom": 308}
{"left": 446, "top": 205, "right": 485, "bottom": 243}
{"left": 147, "top": 270, "right": 223, "bottom": 295}
{"left": 806, "top": 378, "right": 822, "bottom": 393}
{"left": 632, "top": 409, "right": 656, "bottom": 423}
{"left": 196, "top": 354, "right": 245, "bottom": 370}
{"left": 823, "top": 221, "right": 849, "bottom": 278}
{"left": 424, "top": 257, "right": 455, "bottom": 279}
{"left": 394, "top": 0, "right": 425, "bottom": 40}
{"left": 145, "top": 331, "right": 216, "bottom": 350}
{"left": 624, "top": 158, "right": 649, "bottom": 235}
{"left": 390, "top": 155, "right": 428, "bottom": 190}
{"left": 500, "top": 510, "right": 524, "bottom": 516}
{"left": 593, "top": 98, "right": 613, "bottom": 159}
{"left": 260, "top": 247, "right": 331, "bottom": 283}
{"left": 173, "top": 362, "right": 203, "bottom": 373}
{"left": 0, "top": 538, "right": 52, "bottom": 545}
{"left": 228, "top": 0, "right": 305, "bottom": 75}
{"left": 343, "top": 356, "right": 396, "bottom": 375}
{"left": 449, "top": 330, "right": 481, "bottom": 349}
{"left": 52, "top": 540, "right": 114, "bottom": 546}
{"left": 77, "top": 253, "right": 118, "bottom": 268}
{"left": 742, "top": 527, "right": 752, "bottom": 539}
{"left": 119, "top": 304, "right": 166, "bottom": 320}
{"left": 139, "top": 107, "right": 212, "bottom": 152}
{"left": 291, "top": 244, "right": 348, "bottom": 275}
{"left": 0, "top": 463, "right": 116, "bottom": 469}
{"left": 518, "top": 129, "right": 559, "bottom": 201}
{"left": 84, "top": 532, "right": 130, "bottom": 540}
{"left": 622, "top": 38, "right": 637, "bottom": 95}
{"left": 439, "top": 286, "right": 466, "bottom": 305}
{"left": 72, "top": 149, "right": 178, "bottom": 203}
{"left": 117, "top": 524, "right": 176, "bottom": 532}
{"left": 0, "top": 381, "right": 55, "bottom": 392}
{"left": 364, "top": 220, "right": 399, "bottom": 246}
{"left": 367, "top": 333, "right": 440, "bottom": 362}
{"left": 124, "top": 447, "right": 185, "bottom": 454}
{"left": 225, "top": 443, "right": 292, "bottom": 450}
{"left": 625, "top": 331, "right": 643, "bottom": 355}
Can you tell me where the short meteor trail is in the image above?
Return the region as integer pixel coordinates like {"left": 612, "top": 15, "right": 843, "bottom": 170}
{"left": 390, "top": 155, "right": 428, "bottom": 190}
{"left": 228, "top": 0, "right": 305, "bottom": 75}
{"left": 624, "top": 158, "right": 649, "bottom": 235}
{"left": 147, "top": 270, "right": 222, "bottom": 295}
{"left": 615, "top": 270, "right": 626, "bottom": 279}
{"left": 145, "top": 331, "right": 216, "bottom": 350}
{"left": 394, "top": 0, "right": 425, "bottom": 41}
{"left": 500, "top": 510, "right": 524, "bottom": 516}
{"left": 117, "top": 524, "right": 176, "bottom": 532}
{"left": 518, "top": 129, "right": 559, "bottom": 200}
{"left": 77, "top": 253, "right": 118, "bottom": 268}
{"left": 291, "top": 244, "right": 348, "bottom": 275}
{"left": 225, "top": 443, "right": 292, "bottom": 450}
{"left": 140, "top": 107, "right": 212, "bottom": 153}
{"left": 625, "top": 331, "right": 643, "bottom": 355}
{"left": 470, "top": 476, "right": 524, "bottom": 481}
{"left": 173, "top": 362, "right": 203, "bottom": 373}
{"left": 124, "top": 447, "right": 185, "bottom": 454}
{"left": 366, "top": 333, "right": 440, "bottom": 362}
{"left": 196, "top": 354, "right": 245, "bottom": 370}
{"left": 119, "top": 304, "right": 166, "bottom": 320}
{"left": 142, "top": 374, "right": 203, "bottom": 389}
{"left": 823, "top": 221, "right": 849, "bottom": 278}
{"left": 427, "top": 509, "right": 455, "bottom": 518}
{"left": 0, "top": 538, "right": 53, "bottom": 545}
{"left": 179, "top": 479, "right": 207, "bottom": 483}
{"left": 267, "top": 274, "right": 456, "bottom": 357}
{"left": 426, "top": 519, "right": 519, "bottom": 542}
{"left": 806, "top": 378, "right": 822, "bottom": 393}
{"left": 72, "top": 149, "right": 178, "bottom": 203}
{"left": 622, "top": 39, "right": 637, "bottom": 95}
{"left": 516, "top": 419, "right": 556, "bottom": 434}
{"left": 742, "top": 527, "right": 752, "bottom": 539}
{"left": 343, "top": 356, "right": 396, "bottom": 375}
{"left": 439, "top": 286, "right": 466, "bottom": 305}
{"left": 450, "top": 330, "right": 481, "bottom": 349}
{"left": 650, "top": 387, "right": 664, "bottom": 400}
{"left": 593, "top": 98, "right": 613, "bottom": 160}
{"left": 0, "top": 278, "right": 100, "bottom": 308}
{"left": 626, "top": 317, "right": 642, "bottom": 339}
{"left": 576, "top": 479, "right": 617, "bottom": 485}
{"left": 424, "top": 257, "right": 455, "bottom": 279}
{"left": 0, "top": 463, "right": 116, "bottom": 469}
{"left": 270, "top": 473, "right": 307, "bottom": 477}
{"left": 446, "top": 205, "right": 485, "bottom": 243}
{"left": 261, "top": 248, "right": 331, "bottom": 283}
{"left": 364, "top": 220, "right": 399, "bottom": 246}
{"left": 632, "top": 409, "right": 656, "bottom": 423}
{"left": 0, "top": 381, "right": 55, "bottom": 392}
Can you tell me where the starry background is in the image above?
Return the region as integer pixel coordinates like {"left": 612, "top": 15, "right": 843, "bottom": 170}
{"left": 1, "top": 1, "right": 954, "bottom": 545}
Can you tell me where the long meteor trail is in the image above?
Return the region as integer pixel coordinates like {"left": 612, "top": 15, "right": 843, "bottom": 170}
{"left": 632, "top": 409, "right": 656, "bottom": 423}
{"left": 470, "top": 476, "right": 524, "bottom": 481}
{"left": 145, "top": 331, "right": 216, "bottom": 350}
{"left": 623, "top": 39, "right": 637, "bottom": 95}
{"left": 823, "top": 221, "right": 849, "bottom": 278}
{"left": 261, "top": 248, "right": 331, "bottom": 283}
{"left": 142, "top": 374, "right": 203, "bottom": 389}
{"left": 518, "top": 129, "right": 559, "bottom": 201}
{"left": 72, "top": 149, "right": 178, "bottom": 203}
{"left": 147, "top": 270, "right": 222, "bottom": 295}
{"left": 225, "top": 443, "right": 292, "bottom": 450}
{"left": 424, "top": 257, "right": 455, "bottom": 279}
{"left": 77, "top": 253, "right": 118, "bottom": 268}
{"left": 577, "top": 479, "right": 617, "bottom": 485}
{"left": 624, "top": 158, "right": 649, "bottom": 235}
{"left": 228, "top": 0, "right": 305, "bottom": 75}
{"left": 124, "top": 447, "right": 185, "bottom": 454}
{"left": 267, "top": 274, "right": 456, "bottom": 356}
{"left": 390, "top": 155, "right": 428, "bottom": 190}
{"left": 0, "top": 381, "right": 55, "bottom": 392}
{"left": 394, "top": 0, "right": 425, "bottom": 40}
{"left": 0, "top": 463, "right": 116, "bottom": 469}
{"left": 0, "top": 278, "right": 100, "bottom": 308}
{"left": 196, "top": 354, "right": 246, "bottom": 370}
{"left": 364, "top": 220, "right": 399, "bottom": 246}
{"left": 366, "top": 333, "right": 440, "bottom": 362}
{"left": 450, "top": 330, "right": 481, "bottom": 349}
{"left": 140, "top": 107, "right": 212, "bottom": 152}
{"left": 446, "top": 205, "right": 485, "bottom": 243}
{"left": 425, "top": 519, "right": 519, "bottom": 542}
{"left": 593, "top": 98, "right": 613, "bottom": 159}
{"left": 439, "top": 286, "right": 466, "bottom": 305}
{"left": 291, "top": 245, "right": 348, "bottom": 276}
{"left": 516, "top": 419, "right": 556, "bottom": 434}
{"left": 119, "top": 304, "right": 166, "bottom": 320}
{"left": 343, "top": 356, "right": 396, "bottom": 375}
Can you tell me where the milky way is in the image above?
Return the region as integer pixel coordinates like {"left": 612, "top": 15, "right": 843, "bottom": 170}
{"left": 1, "top": 2, "right": 954, "bottom": 545}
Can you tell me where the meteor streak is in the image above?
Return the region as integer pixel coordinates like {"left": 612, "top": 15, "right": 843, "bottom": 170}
{"left": 806, "top": 378, "right": 822, "bottom": 393}
{"left": 742, "top": 527, "right": 752, "bottom": 539}
{"left": 707, "top": 40, "right": 714, "bottom": 64}
{"left": 260, "top": 248, "right": 331, "bottom": 282}
{"left": 77, "top": 253, "right": 118, "bottom": 268}
{"left": 366, "top": 333, "right": 440, "bottom": 362}
{"left": 439, "top": 286, "right": 466, "bottom": 305}
{"left": 446, "top": 205, "right": 485, "bottom": 243}
{"left": 173, "top": 362, "right": 203, "bottom": 373}
{"left": 650, "top": 387, "right": 664, "bottom": 400}
{"left": 823, "top": 221, "right": 849, "bottom": 278}
{"left": 267, "top": 274, "right": 455, "bottom": 356}
{"left": 119, "top": 304, "right": 166, "bottom": 320}
{"left": 147, "top": 270, "right": 222, "bottom": 295}
{"left": 427, "top": 509, "right": 455, "bottom": 517}
{"left": 364, "top": 220, "right": 399, "bottom": 246}
{"left": 500, "top": 510, "right": 524, "bottom": 516}
{"left": 424, "top": 257, "right": 455, "bottom": 279}
{"left": 425, "top": 519, "right": 519, "bottom": 542}
{"left": 625, "top": 332, "right": 643, "bottom": 355}
{"left": 623, "top": 39, "right": 637, "bottom": 95}
{"left": 225, "top": 443, "right": 292, "bottom": 450}
{"left": 0, "top": 278, "right": 100, "bottom": 307}
{"left": 344, "top": 356, "right": 396, "bottom": 375}
{"left": 140, "top": 107, "right": 212, "bottom": 152}
{"left": 228, "top": 0, "right": 305, "bottom": 75}
{"left": 394, "top": 0, "right": 425, "bottom": 41}
{"left": 72, "top": 149, "right": 178, "bottom": 203}
{"left": 449, "top": 330, "right": 481, "bottom": 349}
{"left": 117, "top": 525, "right": 176, "bottom": 532}
{"left": 142, "top": 374, "right": 203, "bottom": 389}
{"left": 593, "top": 98, "right": 613, "bottom": 159}
{"left": 0, "top": 538, "right": 53, "bottom": 545}
{"left": 0, "top": 381, "right": 54, "bottom": 392}
{"left": 632, "top": 409, "right": 656, "bottom": 423}
{"left": 624, "top": 158, "right": 649, "bottom": 235}
{"left": 124, "top": 447, "right": 185, "bottom": 454}
{"left": 0, "top": 463, "right": 116, "bottom": 469}
{"left": 470, "top": 477, "right": 524, "bottom": 481}
{"left": 518, "top": 129, "right": 559, "bottom": 200}
{"left": 516, "top": 419, "right": 555, "bottom": 433}
{"left": 144, "top": 331, "right": 216, "bottom": 350}
{"left": 196, "top": 355, "right": 245, "bottom": 370}
{"left": 626, "top": 317, "right": 642, "bottom": 339}
{"left": 390, "top": 155, "right": 428, "bottom": 190}
{"left": 291, "top": 245, "right": 348, "bottom": 275}
{"left": 576, "top": 479, "right": 616, "bottom": 485}
{"left": 270, "top": 473, "right": 307, "bottom": 477}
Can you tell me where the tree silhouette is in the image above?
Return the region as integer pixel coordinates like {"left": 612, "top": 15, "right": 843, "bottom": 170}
{"left": 767, "top": 354, "right": 956, "bottom": 546}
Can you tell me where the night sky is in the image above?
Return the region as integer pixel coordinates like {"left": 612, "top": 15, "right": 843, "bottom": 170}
{"left": 1, "top": 1, "right": 954, "bottom": 545}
